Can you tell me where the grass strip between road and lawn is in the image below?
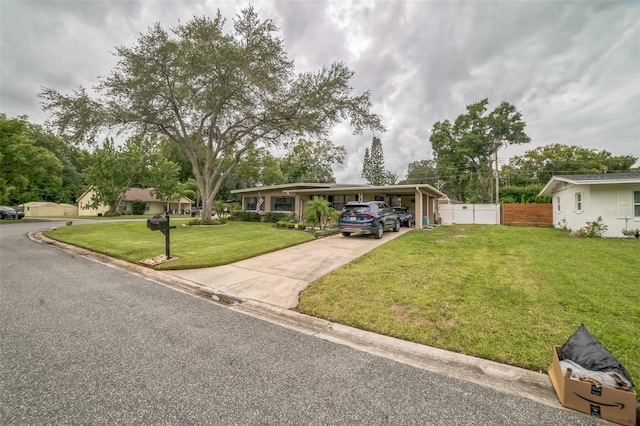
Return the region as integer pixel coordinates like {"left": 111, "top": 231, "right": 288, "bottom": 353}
{"left": 43, "top": 221, "right": 639, "bottom": 394}
{"left": 299, "top": 225, "right": 639, "bottom": 391}
{"left": 43, "top": 220, "right": 315, "bottom": 270}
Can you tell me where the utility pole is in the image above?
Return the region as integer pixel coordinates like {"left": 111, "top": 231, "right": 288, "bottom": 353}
{"left": 495, "top": 147, "right": 500, "bottom": 205}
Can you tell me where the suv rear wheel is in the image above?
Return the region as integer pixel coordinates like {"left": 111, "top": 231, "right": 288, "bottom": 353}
{"left": 341, "top": 232, "right": 351, "bottom": 237}
{"left": 374, "top": 222, "right": 384, "bottom": 239}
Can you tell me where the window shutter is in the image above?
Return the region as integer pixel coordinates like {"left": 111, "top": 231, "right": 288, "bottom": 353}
{"left": 617, "top": 190, "right": 631, "bottom": 217}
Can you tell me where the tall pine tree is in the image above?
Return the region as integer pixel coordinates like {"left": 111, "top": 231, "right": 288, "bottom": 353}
{"left": 362, "top": 136, "right": 392, "bottom": 185}
{"left": 362, "top": 148, "right": 371, "bottom": 182}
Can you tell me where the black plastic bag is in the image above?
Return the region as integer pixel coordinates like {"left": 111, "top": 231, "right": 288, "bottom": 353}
{"left": 559, "top": 324, "right": 634, "bottom": 387}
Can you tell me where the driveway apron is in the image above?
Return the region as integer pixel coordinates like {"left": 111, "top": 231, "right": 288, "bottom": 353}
{"left": 165, "top": 228, "right": 412, "bottom": 308}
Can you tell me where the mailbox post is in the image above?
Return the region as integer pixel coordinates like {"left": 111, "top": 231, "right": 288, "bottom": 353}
{"left": 146, "top": 214, "right": 177, "bottom": 258}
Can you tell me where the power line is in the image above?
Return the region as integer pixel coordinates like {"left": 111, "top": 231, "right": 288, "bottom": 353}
{"left": 531, "top": 135, "right": 639, "bottom": 142}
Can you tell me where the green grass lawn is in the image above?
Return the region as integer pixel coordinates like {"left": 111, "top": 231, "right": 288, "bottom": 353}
{"left": 43, "top": 220, "right": 315, "bottom": 270}
{"left": 36, "top": 214, "right": 191, "bottom": 220}
{"left": 43, "top": 221, "right": 639, "bottom": 393}
{"left": 299, "top": 225, "right": 640, "bottom": 389}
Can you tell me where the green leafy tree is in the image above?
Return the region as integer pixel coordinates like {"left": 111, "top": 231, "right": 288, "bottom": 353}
{"left": 430, "top": 99, "right": 530, "bottom": 203}
{"left": 158, "top": 138, "right": 194, "bottom": 183}
{"left": 183, "top": 178, "right": 201, "bottom": 209}
{"left": 40, "top": 8, "right": 384, "bottom": 221}
{"left": 82, "top": 137, "right": 180, "bottom": 212}
{"left": 362, "top": 136, "right": 393, "bottom": 185}
{"left": 170, "top": 181, "right": 197, "bottom": 213}
{"left": 0, "top": 114, "right": 64, "bottom": 205}
{"left": 501, "top": 144, "right": 638, "bottom": 187}
{"left": 400, "top": 159, "right": 440, "bottom": 186}
{"left": 498, "top": 184, "right": 550, "bottom": 204}
{"left": 280, "top": 138, "right": 346, "bottom": 183}
{"left": 304, "top": 196, "right": 338, "bottom": 230}
{"left": 212, "top": 199, "right": 229, "bottom": 218}
{"left": 219, "top": 147, "right": 286, "bottom": 202}
{"left": 26, "top": 122, "right": 89, "bottom": 203}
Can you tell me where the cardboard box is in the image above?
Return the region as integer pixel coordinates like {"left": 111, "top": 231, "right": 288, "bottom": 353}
{"left": 549, "top": 346, "right": 637, "bottom": 426}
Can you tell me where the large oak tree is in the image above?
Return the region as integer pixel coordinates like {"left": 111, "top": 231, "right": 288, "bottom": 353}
{"left": 40, "top": 8, "right": 384, "bottom": 220}
{"left": 430, "top": 99, "right": 530, "bottom": 203}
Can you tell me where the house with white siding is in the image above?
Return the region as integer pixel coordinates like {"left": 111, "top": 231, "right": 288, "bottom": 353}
{"left": 539, "top": 173, "right": 640, "bottom": 237}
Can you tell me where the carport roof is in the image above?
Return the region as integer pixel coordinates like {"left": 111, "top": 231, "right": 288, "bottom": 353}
{"left": 231, "top": 183, "right": 445, "bottom": 197}
{"left": 231, "top": 183, "right": 337, "bottom": 194}
{"left": 288, "top": 184, "right": 443, "bottom": 196}
{"left": 232, "top": 183, "right": 444, "bottom": 197}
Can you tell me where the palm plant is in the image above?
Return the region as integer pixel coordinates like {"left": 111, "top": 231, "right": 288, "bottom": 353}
{"left": 305, "top": 196, "right": 338, "bottom": 230}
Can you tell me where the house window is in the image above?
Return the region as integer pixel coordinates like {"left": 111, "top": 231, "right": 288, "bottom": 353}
{"left": 634, "top": 191, "right": 640, "bottom": 218}
{"left": 575, "top": 192, "right": 582, "bottom": 211}
{"left": 244, "top": 196, "right": 258, "bottom": 211}
{"left": 328, "top": 194, "right": 358, "bottom": 211}
{"left": 145, "top": 203, "right": 150, "bottom": 212}
{"left": 556, "top": 197, "right": 560, "bottom": 212}
{"left": 118, "top": 202, "right": 127, "bottom": 212}
{"left": 272, "top": 196, "right": 294, "bottom": 212}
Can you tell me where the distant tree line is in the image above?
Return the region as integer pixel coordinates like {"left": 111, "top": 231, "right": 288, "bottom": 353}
{"left": 0, "top": 114, "right": 349, "bottom": 210}
{"left": 396, "top": 99, "right": 638, "bottom": 203}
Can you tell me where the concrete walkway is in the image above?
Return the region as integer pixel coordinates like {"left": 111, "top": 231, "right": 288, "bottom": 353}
{"left": 165, "top": 228, "right": 413, "bottom": 308}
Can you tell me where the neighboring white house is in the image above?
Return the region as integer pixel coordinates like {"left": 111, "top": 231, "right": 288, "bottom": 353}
{"left": 539, "top": 173, "right": 640, "bottom": 237}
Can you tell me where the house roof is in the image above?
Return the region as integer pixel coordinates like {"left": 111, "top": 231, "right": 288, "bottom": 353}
{"left": 539, "top": 172, "right": 640, "bottom": 196}
{"left": 24, "top": 201, "right": 60, "bottom": 207}
{"left": 232, "top": 183, "right": 445, "bottom": 198}
{"left": 123, "top": 188, "right": 160, "bottom": 202}
{"left": 230, "top": 183, "right": 338, "bottom": 193}
{"left": 76, "top": 186, "right": 193, "bottom": 204}
{"left": 123, "top": 188, "right": 193, "bottom": 203}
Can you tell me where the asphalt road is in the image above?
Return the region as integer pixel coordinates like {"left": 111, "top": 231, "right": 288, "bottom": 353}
{"left": 0, "top": 220, "right": 599, "bottom": 425}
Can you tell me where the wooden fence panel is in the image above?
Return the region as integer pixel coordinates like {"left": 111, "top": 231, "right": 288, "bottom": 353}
{"left": 502, "top": 203, "right": 552, "bottom": 227}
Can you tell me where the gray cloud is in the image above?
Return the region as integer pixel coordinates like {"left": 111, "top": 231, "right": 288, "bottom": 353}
{"left": 1, "top": 0, "right": 638, "bottom": 183}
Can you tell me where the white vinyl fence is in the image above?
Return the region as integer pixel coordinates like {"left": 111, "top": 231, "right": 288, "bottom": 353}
{"left": 439, "top": 204, "right": 500, "bottom": 225}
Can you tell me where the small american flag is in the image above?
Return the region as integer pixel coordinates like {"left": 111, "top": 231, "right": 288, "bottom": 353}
{"left": 255, "top": 194, "right": 264, "bottom": 213}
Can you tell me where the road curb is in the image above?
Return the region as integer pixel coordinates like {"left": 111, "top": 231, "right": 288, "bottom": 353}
{"left": 28, "top": 231, "right": 245, "bottom": 306}
{"left": 30, "top": 230, "right": 566, "bottom": 413}
{"left": 230, "top": 299, "right": 562, "bottom": 410}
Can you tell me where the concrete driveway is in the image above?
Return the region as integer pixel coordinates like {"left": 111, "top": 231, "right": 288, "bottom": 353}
{"left": 165, "top": 227, "right": 413, "bottom": 308}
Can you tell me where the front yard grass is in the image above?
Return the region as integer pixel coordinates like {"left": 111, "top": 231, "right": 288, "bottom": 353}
{"left": 298, "top": 225, "right": 640, "bottom": 389}
{"left": 43, "top": 220, "right": 315, "bottom": 270}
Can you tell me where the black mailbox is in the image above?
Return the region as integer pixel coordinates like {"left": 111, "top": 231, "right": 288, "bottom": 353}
{"left": 147, "top": 216, "right": 169, "bottom": 231}
{"left": 146, "top": 214, "right": 177, "bottom": 259}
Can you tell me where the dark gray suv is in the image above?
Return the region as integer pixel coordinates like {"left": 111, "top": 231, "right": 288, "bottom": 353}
{"left": 339, "top": 201, "right": 400, "bottom": 239}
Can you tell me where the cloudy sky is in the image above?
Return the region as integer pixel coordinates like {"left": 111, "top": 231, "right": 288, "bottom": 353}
{"left": 2, "top": 0, "right": 639, "bottom": 183}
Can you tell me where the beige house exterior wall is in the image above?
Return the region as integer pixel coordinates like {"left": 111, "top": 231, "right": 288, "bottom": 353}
{"left": 232, "top": 183, "right": 444, "bottom": 228}
{"left": 77, "top": 189, "right": 110, "bottom": 216}
{"left": 24, "top": 202, "right": 78, "bottom": 217}
{"left": 76, "top": 187, "right": 193, "bottom": 216}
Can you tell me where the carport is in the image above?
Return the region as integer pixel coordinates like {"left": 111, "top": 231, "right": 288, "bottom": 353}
{"left": 289, "top": 184, "right": 445, "bottom": 229}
